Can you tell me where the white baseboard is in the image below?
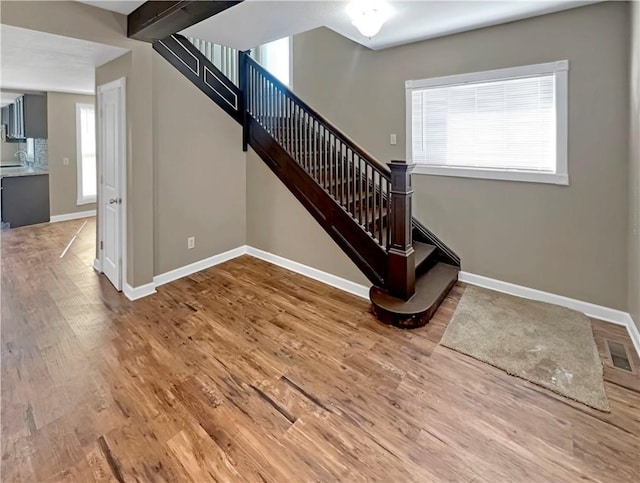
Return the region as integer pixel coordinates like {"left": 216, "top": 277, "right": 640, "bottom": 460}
{"left": 125, "top": 246, "right": 249, "bottom": 302}
{"left": 153, "top": 246, "right": 248, "bottom": 287}
{"left": 119, "top": 246, "right": 640, "bottom": 358}
{"left": 50, "top": 210, "right": 96, "bottom": 223}
{"left": 93, "top": 258, "right": 101, "bottom": 273}
{"left": 246, "top": 246, "right": 371, "bottom": 299}
{"left": 123, "top": 282, "right": 157, "bottom": 301}
{"left": 152, "top": 245, "right": 371, "bottom": 299}
{"left": 459, "top": 271, "right": 640, "bottom": 358}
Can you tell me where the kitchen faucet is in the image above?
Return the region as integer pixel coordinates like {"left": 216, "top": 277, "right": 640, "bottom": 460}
{"left": 14, "top": 150, "right": 28, "bottom": 164}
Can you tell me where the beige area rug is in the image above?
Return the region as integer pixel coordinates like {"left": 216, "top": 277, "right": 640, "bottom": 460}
{"left": 440, "top": 285, "right": 610, "bottom": 412}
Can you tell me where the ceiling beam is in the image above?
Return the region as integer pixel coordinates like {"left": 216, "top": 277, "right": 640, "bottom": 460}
{"left": 128, "top": 1, "right": 243, "bottom": 42}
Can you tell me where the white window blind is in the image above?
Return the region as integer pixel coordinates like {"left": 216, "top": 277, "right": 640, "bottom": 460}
{"left": 406, "top": 61, "right": 568, "bottom": 185}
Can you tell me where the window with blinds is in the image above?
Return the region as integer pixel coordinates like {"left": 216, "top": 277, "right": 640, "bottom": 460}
{"left": 406, "top": 61, "right": 568, "bottom": 185}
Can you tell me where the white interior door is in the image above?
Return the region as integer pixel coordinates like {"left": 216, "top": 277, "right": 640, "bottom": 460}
{"left": 98, "top": 78, "right": 126, "bottom": 291}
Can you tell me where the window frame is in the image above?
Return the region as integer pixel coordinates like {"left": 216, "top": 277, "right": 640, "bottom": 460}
{"left": 75, "top": 102, "right": 97, "bottom": 205}
{"left": 405, "top": 60, "right": 569, "bottom": 185}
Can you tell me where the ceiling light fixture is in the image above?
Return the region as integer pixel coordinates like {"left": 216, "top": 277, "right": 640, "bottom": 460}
{"left": 347, "top": 1, "right": 391, "bottom": 39}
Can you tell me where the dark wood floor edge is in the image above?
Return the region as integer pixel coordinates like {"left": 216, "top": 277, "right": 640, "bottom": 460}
{"left": 25, "top": 405, "right": 37, "bottom": 436}
{"left": 250, "top": 384, "right": 297, "bottom": 424}
{"left": 97, "top": 435, "right": 125, "bottom": 483}
{"left": 281, "top": 375, "right": 333, "bottom": 413}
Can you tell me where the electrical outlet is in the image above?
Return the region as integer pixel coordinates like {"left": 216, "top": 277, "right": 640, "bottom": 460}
{"left": 62, "top": 157, "right": 69, "bottom": 166}
{"left": 390, "top": 133, "right": 397, "bottom": 145}
{"left": 187, "top": 236, "right": 195, "bottom": 250}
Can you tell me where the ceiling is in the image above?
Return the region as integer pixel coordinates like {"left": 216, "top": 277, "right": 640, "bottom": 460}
{"left": 181, "top": 0, "right": 600, "bottom": 51}
{"left": 0, "top": 92, "right": 22, "bottom": 108}
{"left": 77, "top": 1, "right": 145, "bottom": 15}
{"left": 0, "top": 25, "right": 128, "bottom": 95}
{"left": 74, "top": 1, "right": 601, "bottom": 51}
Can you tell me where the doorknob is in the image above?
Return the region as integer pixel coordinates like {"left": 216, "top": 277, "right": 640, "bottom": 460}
{"left": 108, "top": 198, "right": 122, "bottom": 205}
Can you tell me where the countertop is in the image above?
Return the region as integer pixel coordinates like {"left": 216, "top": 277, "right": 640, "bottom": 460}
{"left": 0, "top": 165, "right": 49, "bottom": 179}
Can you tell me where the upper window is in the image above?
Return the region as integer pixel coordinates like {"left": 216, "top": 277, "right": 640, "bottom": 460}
{"left": 406, "top": 60, "right": 568, "bottom": 185}
{"left": 256, "top": 37, "right": 291, "bottom": 86}
{"left": 76, "top": 103, "right": 97, "bottom": 205}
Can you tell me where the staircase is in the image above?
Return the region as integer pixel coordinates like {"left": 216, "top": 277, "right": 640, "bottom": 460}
{"left": 154, "top": 34, "right": 460, "bottom": 328}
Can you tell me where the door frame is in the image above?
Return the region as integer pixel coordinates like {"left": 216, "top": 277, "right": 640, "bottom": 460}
{"left": 96, "top": 77, "right": 127, "bottom": 291}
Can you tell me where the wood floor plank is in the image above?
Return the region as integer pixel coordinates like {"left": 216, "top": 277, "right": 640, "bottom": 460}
{"left": 2, "top": 218, "right": 639, "bottom": 481}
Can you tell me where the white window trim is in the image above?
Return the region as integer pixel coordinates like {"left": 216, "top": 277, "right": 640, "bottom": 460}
{"left": 405, "top": 60, "right": 569, "bottom": 186}
{"left": 76, "top": 102, "right": 97, "bottom": 205}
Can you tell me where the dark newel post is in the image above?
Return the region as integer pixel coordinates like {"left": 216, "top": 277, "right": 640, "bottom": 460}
{"left": 239, "top": 51, "right": 249, "bottom": 152}
{"left": 387, "top": 160, "right": 415, "bottom": 300}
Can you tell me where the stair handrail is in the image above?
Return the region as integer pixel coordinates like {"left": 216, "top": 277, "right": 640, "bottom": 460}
{"left": 155, "top": 35, "right": 460, "bottom": 296}
{"left": 242, "top": 52, "right": 418, "bottom": 297}
{"left": 241, "top": 53, "right": 392, "bottom": 179}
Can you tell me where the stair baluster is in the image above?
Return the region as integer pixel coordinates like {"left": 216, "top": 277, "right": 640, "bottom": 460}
{"left": 154, "top": 36, "right": 461, "bottom": 328}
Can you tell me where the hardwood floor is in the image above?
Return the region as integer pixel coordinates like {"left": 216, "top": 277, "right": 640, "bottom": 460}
{"left": 2, "top": 219, "right": 639, "bottom": 482}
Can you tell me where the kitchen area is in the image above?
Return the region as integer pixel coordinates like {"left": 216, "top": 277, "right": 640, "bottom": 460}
{"left": 1, "top": 91, "right": 50, "bottom": 228}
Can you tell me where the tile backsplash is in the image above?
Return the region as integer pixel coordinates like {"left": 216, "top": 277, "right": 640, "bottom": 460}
{"left": 18, "top": 138, "right": 48, "bottom": 167}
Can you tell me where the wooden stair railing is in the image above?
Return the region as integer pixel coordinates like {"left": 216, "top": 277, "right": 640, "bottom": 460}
{"left": 153, "top": 35, "right": 462, "bottom": 327}
{"left": 243, "top": 55, "right": 391, "bottom": 287}
{"left": 243, "top": 55, "right": 419, "bottom": 292}
{"left": 153, "top": 35, "right": 243, "bottom": 124}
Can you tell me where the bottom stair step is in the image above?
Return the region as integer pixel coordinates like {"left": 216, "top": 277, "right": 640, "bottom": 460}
{"left": 413, "top": 241, "right": 436, "bottom": 272}
{"left": 370, "top": 262, "right": 458, "bottom": 328}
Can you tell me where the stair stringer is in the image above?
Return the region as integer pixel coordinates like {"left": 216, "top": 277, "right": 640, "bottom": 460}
{"left": 249, "top": 118, "right": 388, "bottom": 287}
{"left": 153, "top": 34, "right": 463, "bottom": 314}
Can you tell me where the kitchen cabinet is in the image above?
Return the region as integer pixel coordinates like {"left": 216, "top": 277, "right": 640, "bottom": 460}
{"left": 7, "top": 103, "right": 16, "bottom": 139}
{"left": 1, "top": 106, "right": 9, "bottom": 131}
{"left": 1, "top": 174, "right": 50, "bottom": 227}
{"left": 4, "top": 94, "right": 47, "bottom": 140}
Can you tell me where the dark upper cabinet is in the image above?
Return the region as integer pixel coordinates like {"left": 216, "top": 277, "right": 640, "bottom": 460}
{"left": 7, "top": 103, "right": 16, "bottom": 138}
{"left": 5, "top": 94, "right": 47, "bottom": 140}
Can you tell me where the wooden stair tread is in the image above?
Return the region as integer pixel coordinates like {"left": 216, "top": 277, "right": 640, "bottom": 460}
{"left": 414, "top": 241, "right": 436, "bottom": 271}
{"left": 370, "top": 262, "right": 458, "bottom": 318}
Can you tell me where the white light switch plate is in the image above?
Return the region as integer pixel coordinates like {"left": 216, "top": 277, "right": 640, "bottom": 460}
{"left": 390, "top": 134, "right": 397, "bottom": 145}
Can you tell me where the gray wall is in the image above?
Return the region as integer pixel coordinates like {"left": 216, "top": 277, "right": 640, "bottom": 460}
{"left": 3, "top": 1, "right": 247, "bottom": 287}
{"left": 246, "top": 147, "right": 369, "bottom": 286}
{"left": 2, "top": 0, "right": 156, "bottom": 288}
{"left": 152, "top": 52, "right": 246, "bottom": 275}
{"left": 95, "top": 49, "right": 156, "bottom": 288}
{"left": 2, "top": 0, "right": 634, "bottom": 315}
{"left": 292, "top": 2, "right": 630, "bottom": 310}
{"left": 0, "top": 137, "right": 19, "bottom": 161}
{"left": 630, "top": 2, "right": 640, "bottom": 330}
{"left": 47, "top": 91, "right": 97, "bottom": 217}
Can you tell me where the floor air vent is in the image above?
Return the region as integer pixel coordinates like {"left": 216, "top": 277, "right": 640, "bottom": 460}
{"left": 605, "top": 339, "right": 635, "bottom": 372}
